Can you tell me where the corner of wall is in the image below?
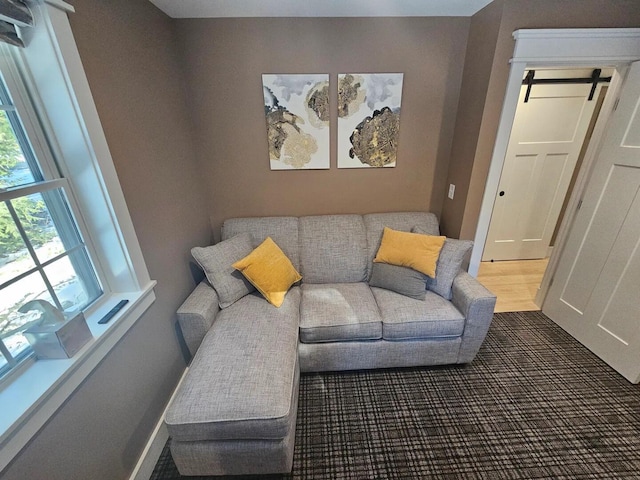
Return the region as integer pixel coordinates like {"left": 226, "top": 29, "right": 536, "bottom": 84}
{"left": 439, "top": 0, "right": 505, "bottom": 239}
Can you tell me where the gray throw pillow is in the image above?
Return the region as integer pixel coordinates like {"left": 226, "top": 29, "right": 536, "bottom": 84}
{"left": 412, "top": 226, "right": 473, "bottom": 300}
{"left": 191, "top": 232, "right": 256, "bottom": 308}
{"left": 369, "top": 263, "right": 428, "bottom": 300}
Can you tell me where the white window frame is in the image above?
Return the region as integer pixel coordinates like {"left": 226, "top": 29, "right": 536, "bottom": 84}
{"left": 0, "top": 0, "right": 156, "bottom": 471}
{"left": 0, "top": 52, "right": 104, "bottom": 376}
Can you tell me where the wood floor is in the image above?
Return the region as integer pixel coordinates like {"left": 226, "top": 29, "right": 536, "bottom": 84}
{"left": 477, "top": 258, "right": 549, "bottom": 313}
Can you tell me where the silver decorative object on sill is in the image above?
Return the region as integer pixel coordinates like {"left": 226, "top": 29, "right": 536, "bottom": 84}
{"left": 21, "top": 300, "right": 93, "bottom": 359}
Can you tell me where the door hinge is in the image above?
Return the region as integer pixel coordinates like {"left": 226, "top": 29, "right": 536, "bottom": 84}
{"left": 613, "top": 97, "right": 620, "bottom": 111}
{"left": 549, "top": 276, "right": 555, "bottom": 288}
{"left": 577, "top": 199, "right": 583, "bottom": 210}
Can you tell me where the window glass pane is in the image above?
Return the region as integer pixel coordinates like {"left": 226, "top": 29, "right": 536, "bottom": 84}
{"left": 12, "top": 191, "right": 73, "bottom": 264}
{"left": 43, "top": 255, "right": 93, "bottom": 315}
{"left": 0, "top": 272, "right": 49, "bottom": 360}
{"left": 41, "top": 188, "right": 83, "bottom": 252}
{"left": 0, "top": 201, "right": 36, "bottom": 284}
{"left": 0, "top": 109, "right": 36, "bottom": 188}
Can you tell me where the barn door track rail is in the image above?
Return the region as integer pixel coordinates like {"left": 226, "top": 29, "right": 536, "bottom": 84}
{"left": 523, "top": 69, "right": 612, "bottom": 102}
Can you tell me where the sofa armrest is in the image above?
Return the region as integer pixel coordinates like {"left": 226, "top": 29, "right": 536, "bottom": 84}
{"left": 451, "top": 271, "right": 497, "bottom": 363}
{"left": 177, "top": 281, "right": 220, "bottom": 357}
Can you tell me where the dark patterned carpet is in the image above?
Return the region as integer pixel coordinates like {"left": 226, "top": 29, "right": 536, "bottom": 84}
{"left": 151, "top": 311, "right": 640, "bottom": 479}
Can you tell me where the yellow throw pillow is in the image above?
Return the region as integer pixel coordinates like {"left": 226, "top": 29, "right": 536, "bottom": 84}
{"left": 232, "top": 237, "right": 302, "bottom": 307}
{"left": 373, "top": 227, "right": 446, "bottom": 278}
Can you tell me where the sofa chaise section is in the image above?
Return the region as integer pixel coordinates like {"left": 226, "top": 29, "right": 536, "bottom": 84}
{"left": 165, "top": 289, "right": 301, "bottom": 476}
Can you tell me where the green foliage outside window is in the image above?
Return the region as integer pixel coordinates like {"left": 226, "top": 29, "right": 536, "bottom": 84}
{"left": 0, "top": 109, "right": 20, "bottom": 180}
{"left": 0, "top": 112, "right": 55, "bottom": 258}
{"left": 1, "top": 196, "right": 54, "bottom": 256}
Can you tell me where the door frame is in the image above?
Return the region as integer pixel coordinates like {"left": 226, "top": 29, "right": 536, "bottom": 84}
{"left": 470, "top": 28, "right": 640, "bottom": 307}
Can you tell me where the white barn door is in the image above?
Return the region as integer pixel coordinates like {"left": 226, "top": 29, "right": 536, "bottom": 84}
{"left": 483, "top": 80, "right": 603, "bottom": 261}
{"left": 543, "top": 61, "right": 640, "bottom": 383}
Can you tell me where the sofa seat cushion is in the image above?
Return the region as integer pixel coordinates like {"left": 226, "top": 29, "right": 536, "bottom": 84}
{"left": 300, "top": 283, "right": 382, "bottom": 343}
{"left": 371, "top": 287, "right": 465, "bottom": 340}
{"left": 165, "top": 288, "right": 301, "bottom": 442}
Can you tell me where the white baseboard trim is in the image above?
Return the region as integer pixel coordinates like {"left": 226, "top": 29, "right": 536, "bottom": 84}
{"left": 547, "top": 246, "right": 554, "bottom": 258}
{"left": 129, "top": 416, "right": 169, "bottom": 480}
{"left": 129, "top": 367, "right": 189, "bottom": 480}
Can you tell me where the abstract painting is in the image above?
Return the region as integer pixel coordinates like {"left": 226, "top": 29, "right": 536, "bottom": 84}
{"left": 337, "top": 73, "right": 403, "bottom": 168}
{"left": 262, "top": 74, "right": 330, "bottom": 170}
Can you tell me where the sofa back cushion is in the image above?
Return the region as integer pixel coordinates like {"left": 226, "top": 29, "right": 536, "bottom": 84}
{"left": 299, "top": 214, "right": 368, "bottom": 283}
{"left": 364, "top": 212, "right": 440, "bottom": 279}
{"left": 222, "top": 216, "right": 300, "bottom": 270}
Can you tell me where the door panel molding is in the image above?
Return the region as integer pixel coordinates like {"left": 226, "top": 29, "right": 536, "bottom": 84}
{"left": 542, "top": 61, "right": 640, "bottom": 383}
{"left": 482, "top": 82, "right": 601, "bottom": 261}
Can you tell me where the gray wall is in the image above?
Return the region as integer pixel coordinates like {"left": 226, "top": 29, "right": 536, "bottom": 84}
{"left": 1, "top": 0, "right": 211, "bottom": 479}
{"left": 175, "top": 17, "right": 469, "bottom": 241}
{"left": 439, "top": 0, "right": 504, "bottom": 237}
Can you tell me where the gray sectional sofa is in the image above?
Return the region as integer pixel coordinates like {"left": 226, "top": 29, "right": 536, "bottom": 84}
{"left": 164, "top": 212, "right": 496, "bottom": 476}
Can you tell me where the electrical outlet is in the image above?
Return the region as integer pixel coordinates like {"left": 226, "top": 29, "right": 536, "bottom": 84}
{"left": 448, "top": 184, "right": 455, "bottom": 200}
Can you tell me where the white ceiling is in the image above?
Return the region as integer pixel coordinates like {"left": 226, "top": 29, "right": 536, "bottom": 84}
{"left": 148, "top": 0, "right": 495, "bottom": 18}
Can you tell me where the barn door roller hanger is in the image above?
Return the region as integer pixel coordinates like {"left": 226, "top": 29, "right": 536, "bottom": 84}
{"left": 522, "top": 69, "right": 612, "bottom": 103}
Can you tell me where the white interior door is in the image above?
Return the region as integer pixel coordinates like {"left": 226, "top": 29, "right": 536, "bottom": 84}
{"left": 483, "top": 79, "right": 603, "bottom": 261}
{"left": 543, "top": 61, "right": 640, "bottom": 383}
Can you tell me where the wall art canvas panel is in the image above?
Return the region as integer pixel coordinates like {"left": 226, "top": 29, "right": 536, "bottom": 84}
{"left": 337, "top": 73, "right": 403, "bottom": 168}
{"left": 262, "top": 74, "right": 330, "bottom": 170}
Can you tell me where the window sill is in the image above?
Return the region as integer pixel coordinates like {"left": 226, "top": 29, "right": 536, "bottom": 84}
{"left": 0, "top": 282, "right": 156, "bottom": 472}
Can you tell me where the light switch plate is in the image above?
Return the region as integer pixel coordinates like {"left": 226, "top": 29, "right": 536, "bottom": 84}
{"left": 448, "top": 184, "right": 455, "bottom": 199}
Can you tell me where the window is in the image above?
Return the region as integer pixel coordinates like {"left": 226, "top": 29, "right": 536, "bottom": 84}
{"left": 0, "top": 59, "right": 102, "bottom": 380}
{"left": 0, "top": 1, "right": 156, "bottom": 471}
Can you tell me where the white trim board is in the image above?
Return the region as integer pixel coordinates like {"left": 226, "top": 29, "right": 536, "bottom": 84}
{"left": 129, "top": 367, "right": 189, "bottom": 480}
{"left": 512, "top": 28, "right": 640, "bottom": 64}
{"left": 469, "top": 28, "right": 640, "bottom": 302}
{"left": 130, "top": 422, "right": 168, "bottom": 480}
{"left": 43, "top": 0, "right": 74, "bottom": 12}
